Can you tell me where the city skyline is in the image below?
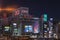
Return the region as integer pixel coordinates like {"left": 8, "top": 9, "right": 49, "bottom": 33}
{"left": 0, "top": 0, "right": 60, "bottom": 20}
{"left": 0, "top": 0, "right": 60, "bottom": 40}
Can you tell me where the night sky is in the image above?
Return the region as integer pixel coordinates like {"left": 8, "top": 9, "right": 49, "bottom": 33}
{"left": 1, "top": 0, "right": 60, "bottom": 20}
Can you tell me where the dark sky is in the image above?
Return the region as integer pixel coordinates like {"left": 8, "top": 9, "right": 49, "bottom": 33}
{"left": 1, "top": 0, "right": 60, "bottom": 20}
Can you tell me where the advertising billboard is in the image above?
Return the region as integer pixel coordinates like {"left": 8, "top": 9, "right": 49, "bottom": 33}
{"left": 24, "top": 25, "right": 33, "bottom": 32}
{"left": 4, "top": 26, "right": 10, "bottom": 32}
{"left": 33, "top": 21, "right": 39, "bottom": 33}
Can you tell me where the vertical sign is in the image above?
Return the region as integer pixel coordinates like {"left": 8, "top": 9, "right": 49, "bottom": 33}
{"left": 34, "top": 20, "right": 39, "bottom": 33}
{"left": 43, "top": 14, "right": 47, "bottom": 22}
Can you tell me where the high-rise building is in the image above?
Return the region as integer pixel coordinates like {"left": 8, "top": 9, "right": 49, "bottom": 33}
{"left": 41, "top": 14, "right": 48, "bottom": 38}
{"left": 48, "top": 18, "right": 54, "bottom": 38}
{"left": 12, "top": 7, "right": 30, "bottom": 36}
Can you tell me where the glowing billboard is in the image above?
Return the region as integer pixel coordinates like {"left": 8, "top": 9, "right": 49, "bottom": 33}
{"left": 24, "top": 25, "right": 33, "bottom": 32}
{"left": 33, "top": 21, "right": 39, "bottom": 33}
{"left": 43, "top": 14, "right": 47, "bottom": 22}
{"left": 4, "top": 26, "right": 10, "bottom": 31}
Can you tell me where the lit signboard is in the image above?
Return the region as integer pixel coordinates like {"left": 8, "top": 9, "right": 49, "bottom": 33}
{"left": 13, "top": 23, "right": 17, "bottom": 25}
{"left": 43, "top": 14, "right": 47, "bottom": 22}
{"left": 21, "top": 10, "right": 28, "bottom": 13}
{"left": 14, "top": 29, "right": 18, "bottom": 33}
{"left": 21, "top": 7, "right": 28, "bottom": 14}
{"left": 50, "top": 18, "right": 53, "bottom": 21}
{"left": 24, "top": 25, "right": 33, "bottom": 32}
{"left": 4, "top": 26, "right": 10, "bottom": 31}
{"left": 24, "top": 25, "right": 29, "bottom": 32}
{"left": 34, "top": 21, "right": 39, "bottom": 33}
{"left": 13, "top": 23, "right": 17, "bottom": 27}
{"left": 14, "top": 9, "right": 20, "bottom": 16}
